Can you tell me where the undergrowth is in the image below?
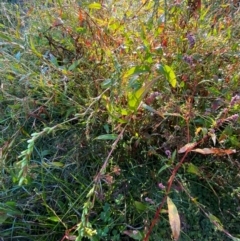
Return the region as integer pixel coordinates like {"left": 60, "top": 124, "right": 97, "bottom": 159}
{"left": 0, "top": 0, "right": 239, "bottom": 240}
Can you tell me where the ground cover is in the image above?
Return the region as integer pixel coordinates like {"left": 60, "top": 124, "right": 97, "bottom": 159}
{"left": 0, "top": 0, "right": 239, "bottom": 240}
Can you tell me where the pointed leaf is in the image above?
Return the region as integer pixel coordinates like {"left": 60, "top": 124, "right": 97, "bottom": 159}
{"left": 49, "top": 54, "right": 59, "bottom": 67}
{"left": 208, "top": 213, "right": 224, "bottom": 231}
{"left": 128, "top": 86, "right": 145, "bottom": 110}
{"left": 127, "top": 76, "right": 161, "bottom": 111}
{"left": 95, "top": 134, "right": 118, "bottom": 140}
{"left": 178, "top": 142, "right": 197, "bottom": 153}
{"left": 88, "top": 3, "right": 102, "bottom": 9}
{"left": 68, "top": 59, "right": 81, "bottom": 71}
{"left": 5, "top": 201, "right": 16, "bottom": 207}
{"left": 167, "top": 197, "right": 181, "bottom": 241}
{"left": 123, "top": 230, "right": 143, "bottom": 240}
{"left": 191, "top": 148, "right": 236, "bottom": 155}
{"left": 142, "top": 103, "right": 165, "bottom": 118}
{"left": 209, "top": 132, "right": 217, "bottom": 146}
{"left": 157, "top": 64, "right": 177, "bottom": 88}
{"left": 123, "top": 65, "right": 150, "bottom": 79}
{"left": 29, "top": 37, "right": 42, "bottom": 57}
{"left": 0, "top": 32, "right": 12, "bottom": 41}
{"left": 158, "top": 164, "right": 170, "bottom": 175}
{"left": 134, "top": 201, "right": 148, "bottom": 212}
{"left": 187, "top": 163, "right": 201, "bottom": 176}
{"left": 119, "top": 108, "right": 129, "bottom": 115}
{"left": 101, "top": 78, "right": 113, "bottom": 89}
{"left": 86, "top": 187, "right": 95, "bottom": 198}
{"left": 0, "top": 211, "right": 8, "bottom": 224}
{"left": 48, "top": 216, "right": 60, "bottom": 222}
{"left": 51, "top": 162, "right": 64, "bottom": 167}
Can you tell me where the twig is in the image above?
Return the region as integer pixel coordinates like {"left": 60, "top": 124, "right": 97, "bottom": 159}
{"left": 143, "top": 108, "right": 238, "bottom": 240}
{"left": 143, "top": 150, "right": 189, "bottom": 241}
{"left": 94, "top": 124, "right": 128, "bottom": 183}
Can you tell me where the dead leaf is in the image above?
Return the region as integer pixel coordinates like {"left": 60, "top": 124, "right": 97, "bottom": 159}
{"left": 188, "top": 0, "right": 201, "bottom": 17}
{"left": 209, "top": 132, "right": 217, "bottom": 146}
{"left": 191, "top": 148, "right": 236, "bottom": 156}
{"left": 167, "top": 197, "right": 181, "bottom": 241}
{"left": 52, "top": 17, "right": 64, "bottom": 27}
{"left": 112, "top": 165, "right": 121, "bottom": 175}
{"left": 65, "top": 235, "right": 77, "bottom": 241}
{"left": 178, "top": 142, "right": 197, "bottom": 153}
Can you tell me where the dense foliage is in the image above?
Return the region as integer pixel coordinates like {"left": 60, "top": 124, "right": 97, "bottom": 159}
{"left": 0, "top": 0, "right": 239, "bottom": 240}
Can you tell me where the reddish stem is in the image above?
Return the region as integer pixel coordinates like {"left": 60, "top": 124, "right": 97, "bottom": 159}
{"left": 143, "top": 151, "right": 189, "bottom": 241}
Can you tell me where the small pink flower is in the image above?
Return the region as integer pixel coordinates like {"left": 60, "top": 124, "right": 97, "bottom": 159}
{"left": 183, "top": 55, "right": 193, "bottom": 65}
{"left": 158, "top": 183, "right": 166, "bottom": 190}
{"left": 187, "top": 33, "right": 196, "bottom": 48}
{"left": 230, "top": 94, "right": 240, "bottom": 107}
{"left": 165, "top": 150, "right": 171, "bottom": 159}
{"left": 226, "top": 114, "right": 239, "bottom": 122}
{"left": 145, "top": 197, "right": 155, "bottom": 204}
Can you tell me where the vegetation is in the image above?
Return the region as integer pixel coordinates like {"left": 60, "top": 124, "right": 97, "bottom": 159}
{"left": 0, "top": 0, "right": 239, "bottom": 240}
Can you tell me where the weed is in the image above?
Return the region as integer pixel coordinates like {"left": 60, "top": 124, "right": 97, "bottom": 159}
{"left": 0, "top": 0, "right": 239, "bottom": 241}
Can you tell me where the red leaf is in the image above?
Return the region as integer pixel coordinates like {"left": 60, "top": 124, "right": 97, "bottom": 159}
{"left": 161, "top": 35, "right": 168, "bottom": 47}
{"left": 78, "top": 9, "right": 85, "bottom": 24}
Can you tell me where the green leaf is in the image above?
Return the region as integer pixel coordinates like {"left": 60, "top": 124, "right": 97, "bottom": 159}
{"left": 68, "top": 59, "right": 81, "bottom": 71}
{"left": 5, "top": 201, "right": 16, "bottom": 207}
{"left": 127, "top": 85, "right": 146, "bottom": 110}
{"left": 51, "top": 162, "right": 64, "bottom": 167}
{"left": 128, "top": 75, "right": 141, "bottom": 90}
{"left": 123, "top": 65, "right": 150, "bottom": 79}
{"left": 75, "top": 235, "right": 82, "bottom": 241}
{"left": 158, "top": 164, "right": 170, "bottom": 175}
{"left": 29, "top": 37, "right": 42, "bottom": 58}
{"left": 48, "top": 216, "right": 60, "bottom": 222}
{"left": 41, "top": 150, "right": 51, "bottom": 157}
{"left": 49, "top": 54, "right": 59, "bottom": 67}
{"left": 0, "top": 203, "right": 22, "bottom": 219}
{"left": 18, "top": 176, "right": 27, "bottom": 186}
{"left": 119, "top": 108, "right": 130, "bottom": 116}
{"left": 103, "top": 99, "right": 128, "bottom": 123}
{"left": 134, "top": 201, "right": 147, "bottom": 212}
{"left": 0, "top": 212, "right": 8, "bottom": 224}
{"left": 108, "top": 21, "right": 121, "bottom": 31}
{"left": 101, "top": 79, "right": 113, "bottom": 89}
{"left": 88, "top": 3, "right": 102, "bottom": 9}
{"left": 157, "top": 64, "right": 177, "bottom": 88}
{"left": 127, "top": 76, "right": 161, "bottom": 111}
{"left": 167, "top": 197, "right": 181, "bottom": 241}
{"left": 187, "top": 163, "right": 201, "bottom": 176}
{"left": 95, "top": 134, "right": 118, "bottom": 140}
{"left": 0, "top": 32, "right": 12, "bottom": 41}
{"left": 209, "top": 213, "right": 224, "bottom": 231}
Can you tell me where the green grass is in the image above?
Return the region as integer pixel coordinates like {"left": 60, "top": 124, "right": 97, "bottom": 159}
{"left": 0, "top": 0, "right": 240, "bottom": 240}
